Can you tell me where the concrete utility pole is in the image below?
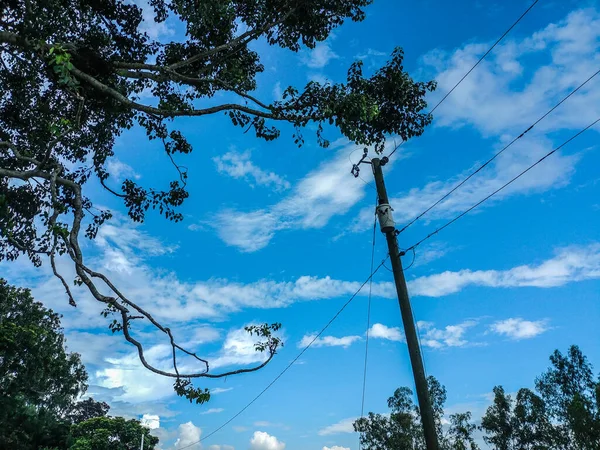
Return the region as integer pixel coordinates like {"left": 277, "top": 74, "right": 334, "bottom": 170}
{"left": 371, "top": 157, "right": 440, "bottom": 450}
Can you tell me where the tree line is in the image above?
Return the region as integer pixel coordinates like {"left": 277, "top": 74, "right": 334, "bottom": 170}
{"left": 0, "top": 279, "right": 158, "bottom": 449}
{"left": 354, "top": 347, "right": 600, "bottom": 450}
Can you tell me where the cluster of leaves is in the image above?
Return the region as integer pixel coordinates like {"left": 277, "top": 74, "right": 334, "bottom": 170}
{"left": 356, "top": 345, "right": 600, "bottom": 450}
{"left": 0, "top": 278, "right": 158, "bottom": 449}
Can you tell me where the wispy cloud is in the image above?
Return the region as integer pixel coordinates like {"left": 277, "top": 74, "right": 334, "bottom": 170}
{"left": 297, "top": 334, "right": 361, "bottom": 349}
{"left": 409, "top": 244, "right": 600, "bottom": 297}
{"left": 318, "top": 417, "right": 356, "bottom": 436}
{"left": 106, "top": 158, "right": 140, "bottom": 182}
{"left": 210, "top": 387, "right": 233, "bottom": 395}
{"left": 426, "top": 8, "right": 600, "bottom": 136}
{"left": 302, "top": 41, "right": 339, "bottom": 69}
{"left": 350, "top": 8, "right": 600, "bottom": 233}
{"left": 417, "top": 320, "right": 478, "bottom": 348}
{"left": 213, "top": 143, "right": 388, "bottom": 252}
{"left": 489, "top": 318, "right": 549, "bottom": 340}
{"left": 213, "top": 149, "right": 291, "bottom": 192}
{"left": 368, "top": 320, "right": 477, "bottom": 349}
{"left": 200, "top": 408, "right": 224, "bottom": 415}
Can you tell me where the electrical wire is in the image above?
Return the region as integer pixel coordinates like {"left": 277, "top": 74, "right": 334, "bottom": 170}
{"left": 429, "top": 0, "right": 540, "bottom": 115}
{"left": 403, "top": 116, "right": 600, "bottom": 253}
{"left": 388, "top": 0, "right": 540, "bottom": 160}
{"left": 396, "top": 67, "right": 600, "bottom": 235}
{"left": 360, "top": 200, "right": 378, "bottom": 432}
{"left": 177, "top": 255, "right": 391, "bottom": 449}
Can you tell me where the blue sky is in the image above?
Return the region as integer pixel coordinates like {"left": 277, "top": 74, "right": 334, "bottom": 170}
{"left": 4, "top": 0, "right": 600, "bottom": 449}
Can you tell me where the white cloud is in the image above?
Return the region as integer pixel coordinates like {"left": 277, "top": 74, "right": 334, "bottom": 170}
{"left": 173, "top": 422, "right": 201, "bottom": 450}
{"left": 350, "top": 8, "right": 600, "bottom": 233}
{"left": 297, "top": 334, "right": 361, "bottom": 349}
{"left": 214, "top": 144, "right": 381, "bottom": 251}
{"left": 211, "top": 387, "right": 233, "bottom": 395}
{"left": 133, "top": 0, "right": 175, "bottom": 40}
{"left": 417, "top": 320, "right": 477, "bottom": 348}
{"left": 141, "top": 414, "right": 160, "bottom": 429}
{"left": 249, "top": 431, "right": 285, "bottom": 450}
{"left": 426, "top": 8, "right": 600, "bottom": 136}
{"left": 353, "top": 138, "right": 579, "bottom": 231}
{"left": 207, "top": 446, "right": 234, "bottom": 450}
{"left": 408, "top": 244, "right": 600, "bottom": 297}
{"left": 490, "top": 318, "right": 549, "bottom": 340}
{"left": 273, "top": 82, "right": 282, "bottom": 100}
{"left": 318, "top": 417, "right": 357, "bottom": 436}
{"left": 213, "top": 150, "right": 291, "bottom": 192}
{"left": 323, "top": 447, "right": 350, "bottom": 450}
{"left": 200, "top": 408, "right": 224, "bottom": 415}
{"left": 106, "top": 158, "right": 140, "bottom": 182}
{"left": 369, "top": 321, "right": 476, "bottom": 348}
{"left": 303, "top": 41, "right": 339, "bottom": 69}
{"left": 356, "top": 48, "right": 386, "bottom": 59}
{"left": 368, "top": 323, "right": 404, "bottom": 342}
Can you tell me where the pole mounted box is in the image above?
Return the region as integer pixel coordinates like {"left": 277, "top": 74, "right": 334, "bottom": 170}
{"left": 376, "top": 203, "right": 395, "bottom": 233}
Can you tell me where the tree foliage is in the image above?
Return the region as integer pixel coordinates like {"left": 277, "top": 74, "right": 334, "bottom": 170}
{"left": 67, "top": 398, "right": 111, "bottom": 424}
{"left": 68, "top": 417, "right": 159, "bottom": 450}
{"left": 0, "top": 0, "right": 435, "bottom": 400}
{"left": 0, "top": 278, "right": 88, "bottom": 449}
{"left": 354, "top": 376, "right": 480, "bottom": 450}
{"left": 482, "top": 345, "right": 600, "bottom": 450}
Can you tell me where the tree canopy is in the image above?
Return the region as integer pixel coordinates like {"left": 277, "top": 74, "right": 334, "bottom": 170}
{"left": 481, "top": 345, "right": 600, "bottom": 450}
{"left": 68, "top": 417, "right": 159, "bottom": 450}
{"left": 0, "top": 0, "right": 435, "bottom": 400}
{"left": 354, "top": 377, "right": 480, "bottom": 450}
{"left": 0, "top": 278, "right": 88, "bottom": 449}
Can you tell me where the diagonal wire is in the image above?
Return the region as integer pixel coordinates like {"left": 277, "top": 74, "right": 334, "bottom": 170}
{"left": 396, "top": 67, "right": 600, "bottom": 235}
{"left": 404, "top": 116, "right": 600, "bottom": 253}
{"left": 429, "top": 0, "right": 540, "bottom": 114}
{"left": 177, "top": 255, "right": 391, "bottom": 449}
{"left": 388, "top": 0, "right": 540, "bottom": 160}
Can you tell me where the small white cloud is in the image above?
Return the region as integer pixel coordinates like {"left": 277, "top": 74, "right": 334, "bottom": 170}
{"left": 303, "top": 41, "right": 339, "bottom": 69}
{"left": 355, "top": 48, "right": 386, "bottom": 59}
{"left": 298, "top": 334, "right": 361, "bottom": 349}
{"left": 249, "top": 431, "right": 285, "bottom": 450}
{"left": 323, "top": 447, "right": 350, "bottom": 450}
{"left": 106, "top": 158, "right": 140, "bottom": 182}
{"left": 140, "top": 414, "right": 160, "bottom": 430}
{"left": 173, "top": 422, "right": 201, "bottom": 449}
{"left": 213, "top": 149, "right": 291, "bottom": 192}
{"left": 318, "top": 417, "right": 357, "bottom": 436}
{"left": 211, "top": 387, "right": 233, "bottom": 395}
{"left": 368, "top": 323, "right": 404, "bottom": 342}
{"left": 200, "top": 408, "right": 224, "bottom": 415}
{"left": 417, "top": 320, "right": 478, "bottom": 348}
{"left": 273, "top": 82, "right": 282, "bottom": 100}
{"left": 490, "top": 318, "right": 549, "bottom": 340}
{"left": 207, "top": 446, "right": 234, "bottom": 450}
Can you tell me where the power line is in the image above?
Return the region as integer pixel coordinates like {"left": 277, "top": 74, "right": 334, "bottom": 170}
{"left": 360, "top": 200, "right": 378, "bottom": 435}
{"left": 178, "top": 255, "right": 391, "bottom": 449}
{"left": 396, "top": 67, "right": 600, "bottom": 235}
{"left": 429, "top": 0, "right": 540, "bottom": 114}
{"left": 388, "top": 0, "right": 540, "bottom": 160}
{"left": 404, "top": 116, "right": 600, "bottom": 253}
